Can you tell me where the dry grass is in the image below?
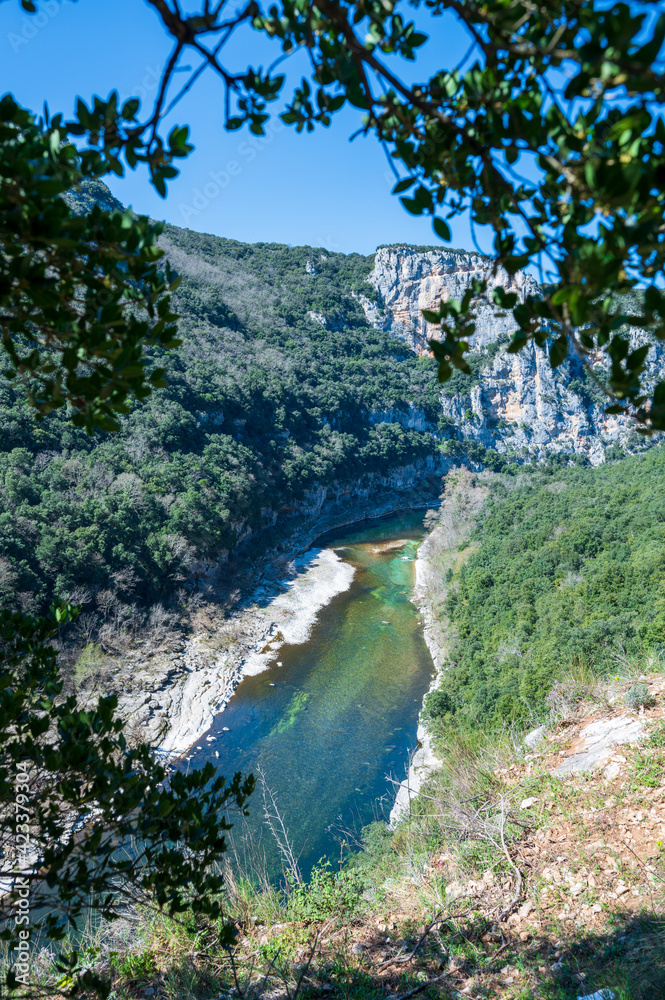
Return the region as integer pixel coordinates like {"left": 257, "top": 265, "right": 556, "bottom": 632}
{"left": 19, "top": 669, "right": 665, "bottom": 1000}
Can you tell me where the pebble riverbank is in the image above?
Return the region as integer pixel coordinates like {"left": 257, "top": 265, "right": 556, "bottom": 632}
{"left": 114, "top": 548, "right": 354, "bottom": 756}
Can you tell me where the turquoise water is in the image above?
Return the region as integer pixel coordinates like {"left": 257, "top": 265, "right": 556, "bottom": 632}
{"left": 183, "top": 511, "right": 435, "bottom": 879}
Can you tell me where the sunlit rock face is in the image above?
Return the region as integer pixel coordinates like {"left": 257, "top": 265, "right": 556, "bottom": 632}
{"left": 362, "top": 246, "right": 664, "bottom": 465}
{"left": 362, "top": 246, "right": 538, "bottom": 353}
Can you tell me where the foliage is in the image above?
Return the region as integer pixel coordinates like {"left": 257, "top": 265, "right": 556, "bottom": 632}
{"left": 0, "top": 153, "right": 437, "bottom": 992}
{"left": 0, "top": 603, "right": 254, "bottom": 991}
{"left": 427, "top": 446, "right": 665, "bottom": 730}
{"left": 0, "top": 198, "right": 441, "bottom": 634}
{"left": 8, "top": 0, "right": 664, "bottom": 431}
{"left": 437, "top": 332, "right": 512, "bottom": 400}
{"left": 287, "top": 860, "right": 362, "bottom": 921}
{"left": 72, "top": 641, "right": 106, "bottom": 689}
{"left": 0, "top": 96, "right": 182, "bottom": 433}
{"left": 5, "top": 1, "right": 665, "bottom": 427}
{"left": 252, "top": 0, "right": 665, "bottom": 430}
{"left": 0, "top": 99, "right": 257, "bottom": 997}
{"left": 629, "top": 746, "right": 664, "bottom": 790}
{"left": 625, "top": 683, "right": 655, "bottom": 711}
{"left": 111, "top": 948, "right": 157, "bottom": 983}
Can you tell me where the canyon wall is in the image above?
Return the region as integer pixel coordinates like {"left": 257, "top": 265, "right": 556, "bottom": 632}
{"left": 362, "top": 246, "right": 664, "bottom": 465}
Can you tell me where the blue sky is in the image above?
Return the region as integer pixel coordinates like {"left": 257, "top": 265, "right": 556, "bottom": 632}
{"left": 0, "top": 0, "right": 485, "bottom": 254}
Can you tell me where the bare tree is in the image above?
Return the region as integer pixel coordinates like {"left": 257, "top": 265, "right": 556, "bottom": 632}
{"left": 256, "top": 766, "right": 302, "bottom": 886}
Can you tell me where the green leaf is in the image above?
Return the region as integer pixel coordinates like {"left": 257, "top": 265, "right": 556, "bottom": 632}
{"left": 400, "top": 195, "right": 424, "bottom": 216}
{"left": 422, "top": 308, "right": 441, "bottom": 324}
{"left": 121, "top": 98, "right": 140, "bottom": 120}
{"left": 549, "top": 337, "right": 568, "bottom": 368}
{"left": 392, "top": 176, "right": 417, "bottom": 194}
{"left": 492, "top": 288, "right": 518, "bottom": 309}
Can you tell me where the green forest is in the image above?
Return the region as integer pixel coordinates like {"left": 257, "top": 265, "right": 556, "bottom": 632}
{"left": 427, "top": 447, "right": 665, "bottom": 732}
{"left": 3, "top": 183, "right": 664, "bottom": 731}
{"left": 0, "top": 188, "right": 444, "bottom": 630}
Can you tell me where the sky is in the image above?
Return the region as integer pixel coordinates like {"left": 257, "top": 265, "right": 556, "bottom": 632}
{"left": 0, "top": 0, "right": 486, "bottom": 255}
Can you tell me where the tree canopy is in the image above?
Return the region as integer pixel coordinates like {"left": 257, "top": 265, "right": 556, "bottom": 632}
{"left": 0, "top": 94, "right": 185, "bottom": 433}
{"left": 5, "top": 0, "right": 664, "bottom": 429}
{"left": 426, "top": 449, "right": 665, "bottom": 732}
{"left": 0, "top": 601, "right": 254, "bottom": 992}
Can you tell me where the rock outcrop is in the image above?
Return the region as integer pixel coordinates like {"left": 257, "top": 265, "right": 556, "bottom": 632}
{"left": 363, "top": 246, "right": 537, "bottom": 353}
{"left": 362, "top": 246, "right": 664, "bottom": 465}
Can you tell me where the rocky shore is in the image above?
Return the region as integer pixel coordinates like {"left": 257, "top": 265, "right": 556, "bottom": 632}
{"left": 119, "top": 547, "right": 355, "bottom": 755}
{"left": 104, "top": 464, "right": 492, "bottom": 836}
{"left": 102, "top": 465, "right": 447, "bottom": 759}
{"left": 389, "top": 535, "right": 447, "bottom": 826}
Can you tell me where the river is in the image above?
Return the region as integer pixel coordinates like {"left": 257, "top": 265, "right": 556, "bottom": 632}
{"left": 181, "top": 510, "right": 435, "bottom": 880}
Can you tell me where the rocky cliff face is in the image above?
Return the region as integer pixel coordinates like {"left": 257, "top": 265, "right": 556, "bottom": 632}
{"left": 362, "top": 246, "right": 538, "bottom": 354}
{"left": 362, "top": 246, "right": 664, "bottom": 465}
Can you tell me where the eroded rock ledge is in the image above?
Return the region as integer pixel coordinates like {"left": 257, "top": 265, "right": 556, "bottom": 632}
{"left": 362, "top": 246, "right": 665, "bottom": 465}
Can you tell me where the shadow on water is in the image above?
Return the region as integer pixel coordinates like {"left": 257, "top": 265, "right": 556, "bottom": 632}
{"left": 178, "top": 511, "right": 435, "bottom": 880}
{"left": 247, "top": 504, "right": 440, "bottom": 613}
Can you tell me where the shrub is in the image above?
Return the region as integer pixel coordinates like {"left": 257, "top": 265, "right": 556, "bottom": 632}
{"left": 625, "top": 683, "right": 655, "bottom": 711}
{"left": 287, "top": 861, "right": 362, "bottom": 921}
{"left": 73, "top": 642, "right": 106, "bottom": 689}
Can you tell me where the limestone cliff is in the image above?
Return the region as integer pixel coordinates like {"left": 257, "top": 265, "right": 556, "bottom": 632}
{"left": 362, "top": 246, "right": 664, "bottom": 465}
{"left": 362, "top": 246, "right": 538, "bottom": 353}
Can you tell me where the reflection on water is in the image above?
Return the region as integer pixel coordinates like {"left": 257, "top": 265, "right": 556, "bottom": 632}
{"left": 181, "top": 511, "right": 435, "bottom": 879}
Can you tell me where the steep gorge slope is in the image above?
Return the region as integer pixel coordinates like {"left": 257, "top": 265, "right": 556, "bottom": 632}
{"left": 416, "top": 450, "right": 665, "bottom": 733}
{"left": 0, "top": 198, "right": 446, "bottom": 636}
{"left": 1, "top": 186, "right": 661, "bottom": 649}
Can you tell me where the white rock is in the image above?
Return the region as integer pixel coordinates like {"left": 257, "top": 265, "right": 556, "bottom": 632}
{"left": 361, "top": 246, "right": 665, "bottom": 466}
{"left": 524, "top": 725, "right": 546, "bottom": 748}
{"left": 555, "top": 716, "right": 644, "bottom": 776}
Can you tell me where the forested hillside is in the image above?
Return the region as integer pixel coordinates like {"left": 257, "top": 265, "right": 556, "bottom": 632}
{"left": 0, "top": 187, "right": 441, "bottom": 641}
{"left": 4, "top": 184, "right": 662, "bottom": 678}
{"left": 427, "top": 447, "right": 665, "bottom": 732}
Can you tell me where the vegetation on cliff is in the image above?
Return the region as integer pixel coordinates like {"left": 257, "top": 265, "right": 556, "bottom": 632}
{"left": 3, "top": 0, "right": 665, "bottom": 991}
{"left": 12, "top": 0, "right": 663, "bottom": 430}
{"left": 15, "top": 667, "right": 665, "bottom": 1000}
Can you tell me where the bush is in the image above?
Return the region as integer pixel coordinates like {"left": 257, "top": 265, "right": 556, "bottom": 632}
{"left": 288, "top": 861, "right": 363, "bottom": 921}
{"left": 625, "top": 683, "right": 655, "bottom": 711}
{"left": 424, "top": 688, "right": 453, "bottom": 720}
{"left": 73, "top": 642, "right": 106, "bottom": 689}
